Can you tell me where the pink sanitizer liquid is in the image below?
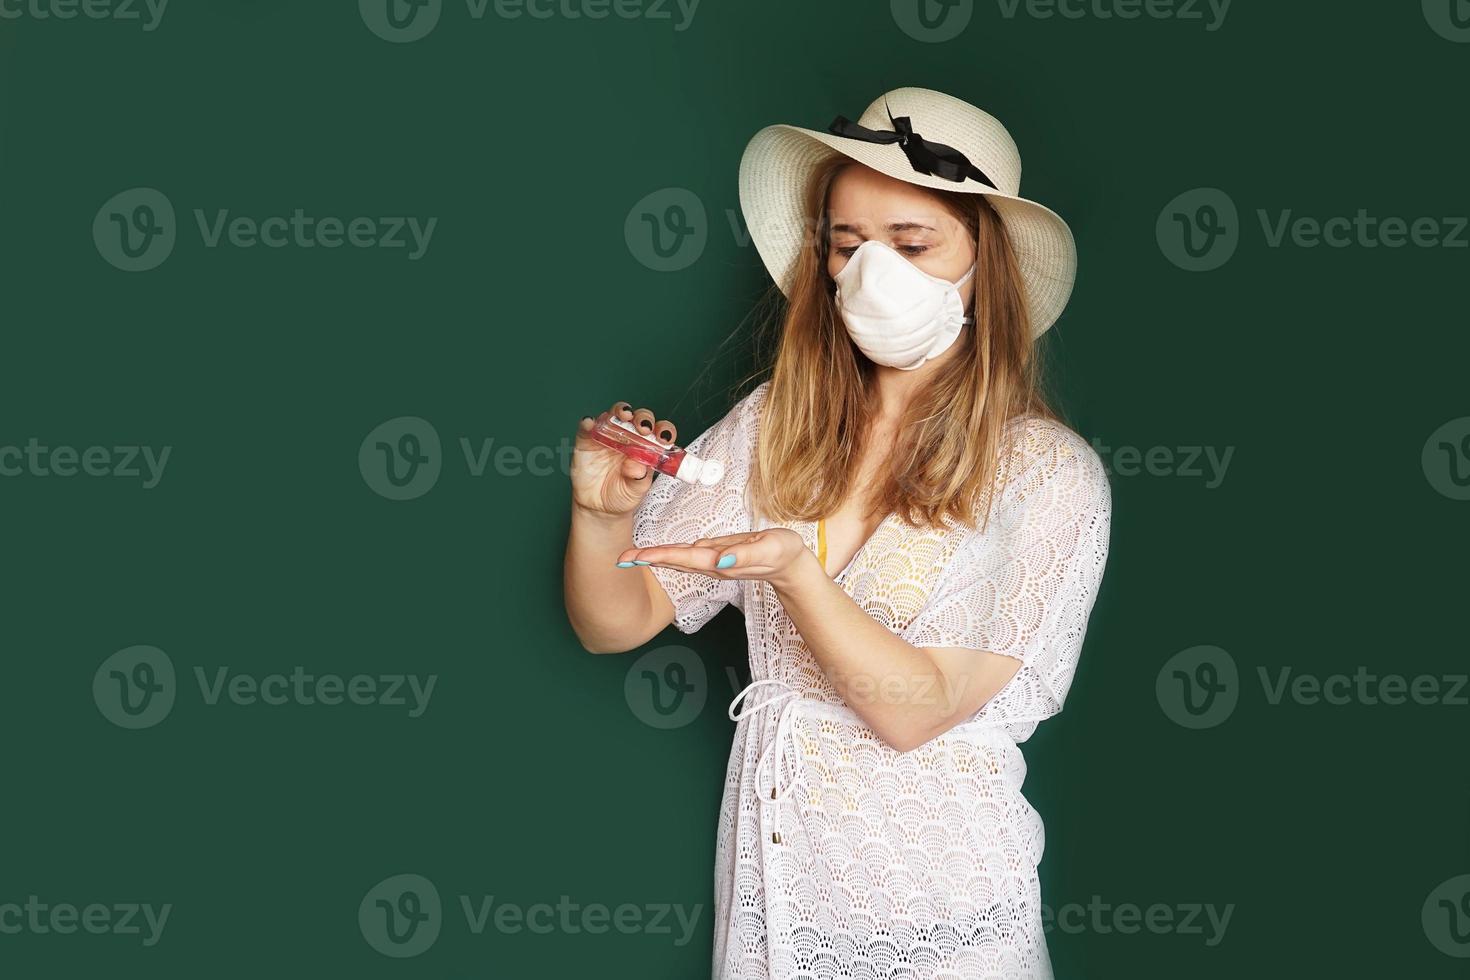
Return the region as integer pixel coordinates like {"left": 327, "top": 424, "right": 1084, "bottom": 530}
{"left": 588, "top": 410, "right": 725, "bottom": 486}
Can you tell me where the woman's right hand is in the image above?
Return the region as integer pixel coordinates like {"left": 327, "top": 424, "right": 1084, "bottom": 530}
{"left": 571, "top": 400, "right": 680, "bottom": 519}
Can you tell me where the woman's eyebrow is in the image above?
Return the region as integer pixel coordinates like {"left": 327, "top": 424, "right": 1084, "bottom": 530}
{"left": 829, "top": 221, "right": 938, "bottom": 235}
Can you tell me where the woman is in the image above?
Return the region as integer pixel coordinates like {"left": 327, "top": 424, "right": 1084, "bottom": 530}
{"left": 564, "top": 88, "right": 1111, "bottom": 980}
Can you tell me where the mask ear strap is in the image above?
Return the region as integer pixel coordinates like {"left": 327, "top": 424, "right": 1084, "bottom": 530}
{"left": 959, "top": 264, "right": 977, "bottom": 325}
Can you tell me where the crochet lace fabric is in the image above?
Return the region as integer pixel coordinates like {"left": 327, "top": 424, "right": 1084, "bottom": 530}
{"left": 632, "top": 381, "right": 1112, "bottom": 979}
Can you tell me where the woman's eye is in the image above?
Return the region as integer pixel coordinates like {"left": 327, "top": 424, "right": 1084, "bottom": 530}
{"left": 833, "top": 244, "right": 930, "bottom": 257}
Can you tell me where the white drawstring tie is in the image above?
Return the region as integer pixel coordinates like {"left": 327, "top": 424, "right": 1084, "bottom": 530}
{"left": 728, "top": 678, "right": 802, "bottom": 845}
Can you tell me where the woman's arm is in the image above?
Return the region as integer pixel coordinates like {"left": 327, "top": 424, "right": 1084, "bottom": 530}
{"left": 769, "top": 551, "right": 1022, "bottom": 751}
{"left": 564, "top": 503, "right": 675, "bottom": 654}
{"left": 621, "top": 528, "right": 1019, "bottom": 750}
{"left": 624, "top": 433, "right": 1112, "bottom": 751}
{"left": 563, "top": 404, "right": 683, "bottom": 654}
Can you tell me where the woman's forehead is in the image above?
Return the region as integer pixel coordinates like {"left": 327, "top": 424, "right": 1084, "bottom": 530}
{"left": 826, "top": 166, "right": 955, "bottom": 231}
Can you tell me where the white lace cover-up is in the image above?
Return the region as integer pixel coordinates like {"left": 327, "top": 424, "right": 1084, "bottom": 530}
{"left": 631, "top": 381, "right": 1112, "bottom": 980}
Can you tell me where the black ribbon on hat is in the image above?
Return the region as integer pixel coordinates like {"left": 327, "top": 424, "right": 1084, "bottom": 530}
{"left": 827, "top": 105, "right": 996, "bottom": 189}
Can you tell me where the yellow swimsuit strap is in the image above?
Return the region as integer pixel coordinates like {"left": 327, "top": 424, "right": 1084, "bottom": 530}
{"left": 816, "top": 517, "right": 827, "bottom": 570}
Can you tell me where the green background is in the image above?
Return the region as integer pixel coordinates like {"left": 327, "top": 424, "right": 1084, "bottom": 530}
{"left": 2, "top": 0, "right": 1467, "bottom": 976}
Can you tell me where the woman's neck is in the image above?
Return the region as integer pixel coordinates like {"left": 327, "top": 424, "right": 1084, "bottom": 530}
{"left": 869, "top": 345, "right": 954, "bottom": 422}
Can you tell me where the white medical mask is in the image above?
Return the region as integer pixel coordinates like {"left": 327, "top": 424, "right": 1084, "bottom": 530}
{"left": 832, "top": 240, "right": 976, "bottom": 371}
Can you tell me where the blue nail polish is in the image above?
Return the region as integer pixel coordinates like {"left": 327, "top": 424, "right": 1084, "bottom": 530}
{"left": 616, "top": 561, "right": 636, "bottom": 568}
{"left": 632, "top": 559, "right": 651, "bottom": 566}
{"left": 716, "top": 554, "right": 737, "bottom": 569}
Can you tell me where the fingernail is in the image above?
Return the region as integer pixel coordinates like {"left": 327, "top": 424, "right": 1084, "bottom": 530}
{"left": 632, "top": 559, "right": 651, "bottom": 565}
{"left": 716, "top": 554, "right": 737, "bottom": 569}
{"left": 616, "top": 561, "right": 636, "bottom": 568}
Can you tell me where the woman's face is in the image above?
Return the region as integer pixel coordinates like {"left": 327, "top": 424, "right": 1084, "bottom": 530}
{"left": 824, "top": 163, "right": 977, "bottom": 309}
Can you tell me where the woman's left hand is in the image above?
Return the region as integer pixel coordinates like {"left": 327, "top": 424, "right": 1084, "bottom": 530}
{"left": 616, "top": 528, "right": 816, "bottom": 591}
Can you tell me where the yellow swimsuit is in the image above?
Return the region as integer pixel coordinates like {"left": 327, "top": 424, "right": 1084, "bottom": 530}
{"left": 816, "top": 517, "right": 827, "bottom": 572}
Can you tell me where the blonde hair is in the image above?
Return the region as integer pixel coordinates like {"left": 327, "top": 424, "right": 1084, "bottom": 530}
{"left": 739, "top": 155, "right": 1061, "bottom": 532}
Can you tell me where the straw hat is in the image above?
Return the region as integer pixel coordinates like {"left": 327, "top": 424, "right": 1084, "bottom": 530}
{"left": 738, "top": 87, "right": 1076, "bottom": 337}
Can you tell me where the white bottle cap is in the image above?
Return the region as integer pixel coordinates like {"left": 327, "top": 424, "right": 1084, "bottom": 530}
{"left": 674, "top": 452, "right": 725, "bottom": 486}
